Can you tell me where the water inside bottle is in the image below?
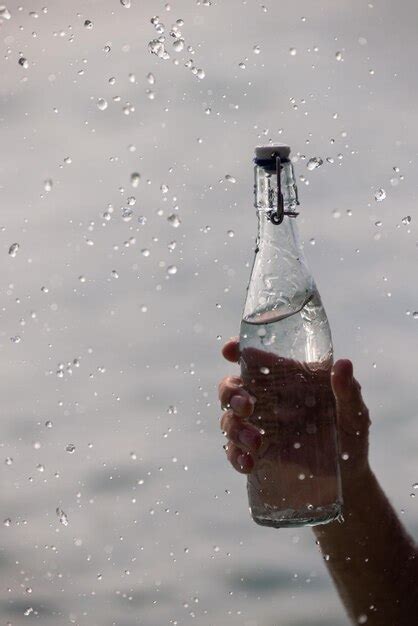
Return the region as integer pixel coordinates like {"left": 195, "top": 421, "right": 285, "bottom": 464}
{"left": 240, "top": 291, "right": 342, "bottom": 527}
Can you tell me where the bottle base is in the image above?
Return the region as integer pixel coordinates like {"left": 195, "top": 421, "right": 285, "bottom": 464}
{"left": 250, "top": 502, "right": 343, "bottom": 529}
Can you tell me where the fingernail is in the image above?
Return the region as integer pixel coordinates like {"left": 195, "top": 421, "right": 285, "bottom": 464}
{"left": 239, "top": 428, "right": 261, "bottom": 449}
{"left": 230, "top": 396, "right": 247, "bottom": 413}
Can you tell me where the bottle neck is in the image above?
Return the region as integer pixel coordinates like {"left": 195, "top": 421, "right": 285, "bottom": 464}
{"left": 254, "top": 160, "right": 301, "bottom": 256}
{"left": 254, "top": 160, "right": 299, "bottom": 217}
{"left": 243, "top": 161, "right": 314, "bottom": 324}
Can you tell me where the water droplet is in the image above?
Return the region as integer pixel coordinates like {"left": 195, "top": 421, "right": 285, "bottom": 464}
{"left": 238, "top": 61, "right": 246, "bottom": 69}
{"left": 130, "top": 172, "right": 140, "bottom": 187}
{"left": 260, "top": 366, "right": 270, "bottom": 375}
{"left": 375, "top": 220, "right": 382, "bottom": 227}
{"left": 45, "top": 420, "right": 53, "bottom": 428}
{"left": 160, "top": 183, "right": 169, "bottom": 194}
{"left": 307, "top": 157, "right": 323, "bottom": 171}
{"left": 111, "top": 270, "right": 119, "bottom": 279}
{"left": 173, "top": 38, "right": 184, "bottom": 52}
{"left": 196, "top": 68, "right": 205, "bottom": 80}
{"left": 309, "top": 238, "right": 316, "bottom": 246}
{"left": 167, "top": 213, "right": 181, "bottom": 228}
{"left": 5, "top": 457, "right": 13, "bottom": 465}
{"left": 0, "top": 6, "right": 11, "bottom": 20}
{"left": 66, "top": 443, "right": 76, "bottom": 454}
{"left": 147, "top": 72, "right": 155, "bottom": 84}
{"left": 332, "top": 210, "right": 341, "bottom": 219}
{"left": 8, "top": 242, "right": 19, "bottom": 257}
{"left": 3, "top": 518, "right": 11, "bottom": 527}
{"left": 341, "top": 452, "right": 350, "bottom": 460}
{"left": 335, "top": 51, "right": 343, "bottom": 61}
{"left": 122, "top": 208, "right": 133, "bottom": 222}
{"left": 298, "top": 473, "right": 305, "bottom": 480}
{"left": 44, "top": 178, "right": 53, "bottom": 191}
{"left": 167, "top": 265, "right": 177, "bottom": 275}
{"left": 358, "top": 616, "right": 368, "bottom": 625}
{"left": 225, "top": 174, "right": 236, "bottom": 183}
{"left": 141, "top": 248, "right": 150, "bottom": 257}
{"left": 56, "top": 507, "right": 69, "bottom": 526}
{"left": 138, "top": 216, "right": 147, "bottom": 225}
{"left": 402, "top": 215, "right": 411, "bottom": 225}
{"left": 10, "top": 335, "right": 21, "bottom": 344}
{"left": 369, "top": 68, "right": 375, "bottom": 75}
{"left": 374, "top": 188, "right": 386, "bottom": 202}
{"left": 120, "top": 0, "right": 131, "bottom": 7}
{"left": 253, "top": 44, "right": 261, "bottom": 54}
{"left": 97, "top": 98, "right": 108, "bottom": 111}
{"left": 103, "top": 44, "right": 111, "bottom": 53}
{"left": 18, "top": 57, "right": 29, "bottom": 69}
{"left": 24, "top": 607, "right": 33, "bottom": 616}
{"left": 412, "top": 312, "right": 418, "bottom": 320}
{"left": 289, "top": 47, "right": 297, "bottom": 56}
{"left": 412, "top": 483, "right": 418, "bottom": 490}
{"left": 84, "top": 19, "right": 93, "bottom": 29}
{"left": 227, "top": 230, "right": 234, "bottom": 237}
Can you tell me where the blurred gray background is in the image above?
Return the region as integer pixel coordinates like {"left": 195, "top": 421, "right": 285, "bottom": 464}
{"left": 1, "top": 0, "right": 417, "bottom": 624}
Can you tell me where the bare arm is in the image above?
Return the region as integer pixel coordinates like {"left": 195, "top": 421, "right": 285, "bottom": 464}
{"left": 219, "top": 339, "right": 418, "bottom": 626}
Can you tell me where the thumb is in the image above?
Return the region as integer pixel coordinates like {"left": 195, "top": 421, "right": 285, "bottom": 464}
{"left": 331, "top": 359, "right": 371, "bottom": 437}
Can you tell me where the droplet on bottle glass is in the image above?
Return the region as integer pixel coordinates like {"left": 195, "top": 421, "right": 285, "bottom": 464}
{"left": 120, "top": 0, "right": 131, "bottom": 7}
{"left": 18, "top": 56, "right": 29, "bottom": 69}
{"left": 289, "top": 48, "right": 297, "bottom": 56}
{"left": 225, "top": 174, "right": 236, "bottom": 183}
{"left": 335, "top": 51, "right": 343, "bottom": 61}
{"left": 401, "top": 215, "right": 411, "bottom": 225}
{"left": 66, "top": 443, "right": 76, "bottom": 454}
{"left": 253, "top": 45, "right": 261, "bottom": 54}
{"left": 84, "top": 19, "right": 93, "bottom": 29}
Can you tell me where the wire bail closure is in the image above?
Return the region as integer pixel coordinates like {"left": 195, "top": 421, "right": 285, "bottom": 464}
{"left": 268, "top": 156, "right": 299, "bottom": 225}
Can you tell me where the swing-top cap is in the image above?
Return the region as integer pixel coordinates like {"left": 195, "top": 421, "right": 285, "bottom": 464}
{"left": 254, "top": 144, "right": 291, "bottom": 164}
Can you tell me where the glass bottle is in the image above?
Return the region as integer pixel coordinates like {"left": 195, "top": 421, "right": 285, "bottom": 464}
{"left": 240, "top": 145, "right": 342, "bottom": 528}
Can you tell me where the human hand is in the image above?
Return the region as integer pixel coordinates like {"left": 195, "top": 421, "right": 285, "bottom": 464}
{"left": 219, "top": 338, "right": 371, "bottom": 486}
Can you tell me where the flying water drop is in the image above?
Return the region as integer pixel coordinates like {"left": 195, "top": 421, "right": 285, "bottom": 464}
{"left": 307, "top": 157, "right": 323, "bottom": 171}
{"left": 8, "top": 243, "right": 19, "bottom": 257}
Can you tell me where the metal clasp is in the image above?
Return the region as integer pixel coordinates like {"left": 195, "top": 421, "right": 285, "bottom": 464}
{"left": 268, "top": 156, "right": 299, "bottom": 224}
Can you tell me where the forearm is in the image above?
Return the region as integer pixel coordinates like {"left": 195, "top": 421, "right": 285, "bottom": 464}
{"left": 313, "top": 467, "right": 418, "bottom": 625}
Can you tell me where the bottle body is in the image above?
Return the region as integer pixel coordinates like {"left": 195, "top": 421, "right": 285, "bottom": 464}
{"left": 240, "top": 151, "right": 342, "bottom": 528}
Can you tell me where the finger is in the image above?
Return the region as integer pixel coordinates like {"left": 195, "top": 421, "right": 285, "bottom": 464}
{"left": 220, "top": 410, "right": 262, "bottom": 452}
{"left": 331, "top": 359, "right": 371, "bottom": 436}
{"left": 225, "top": 442, "right": 254, "bottom": 474}
{"left": 222, "top": 338, "right": 240, "bottom": 363}
{"left": 218, "top": 376, "right": 254, "bottom": 412}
